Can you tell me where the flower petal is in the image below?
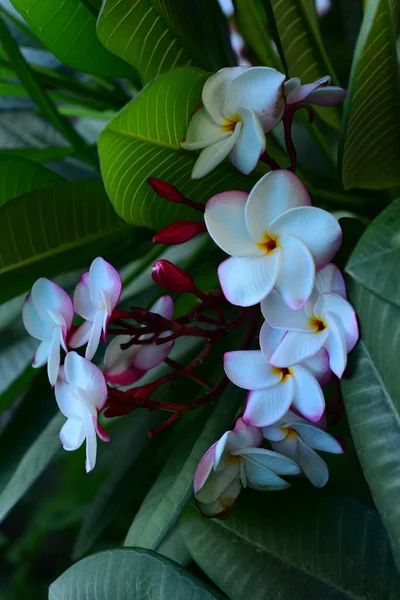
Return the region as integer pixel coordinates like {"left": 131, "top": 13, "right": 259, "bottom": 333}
{"left": 22, "top": 293, "right": 52, "bottom": 341}
{"left": 83, "top": 405, "right": 97, "bottom": 472}
{"left": 196, "top": 462, "right": 241, "bottom": 504}
{"left": 47, "top": 327, "right": 62, "bottom": 386}
{"left": 274, "top": 234, "right": 315, "bottom": 309}
{"left": 55, "top": 373, "right": 84, "bottom": 420}
{"left": 301, "top": 348, "right": 331, "bottom": 385}
{"left": 229, "top": 107, "right": 265, "bottom": 174}
{"left": 284, "top": 77, "right": 301, "bottom": 100}
{"left": 69, "top": 319, "right": 93, "bottom": 349}
{"left": 194, "top": 442, "right": 217, "bottom": 495}
{"left": 241, "top": 456, "right": 292, "bottom": 490}
{"left": 197, "top": 476, "right": 242, "bottom": 518}
{"left": 181, "top": 107, "right": 230, "bottom": 150}
{"left": 270, "top": 206, "right": 342, "bottom": 270}
{"left": 262, "top": 424, "right": 287, "bottom": 441}
{"left": 31, "top": 278, "right": 73, "bottom": 330}
{"left": 271, "top": 436, "right": 297, "bottom": 461}
{"left": 150, "top": 295, "right": 174, "bottom": 320}
{"left": 64, "top": 351, "right": 107, "bottom": 411}
{"left": 269, "top": 329, "right": 329, "bottom": 367}
{"left": 236, "top": 447, "right": 300, "bottom": 475}
{"left": 223, "top": 66, "right": 285, "bottom": 131}
{"left": 246, "top": 170, "right": 311, "bottom": 241}
{"left": 60, "top": 418, "right": 85, "bottom": 451}
{"left": 219, "top": 418, "right": 263, "bottom": 461}
{"left": 306, "top": 86, "right": 347, "bottom": 107}
{"left": 103, "top": 335, "right": 145, "bottom": 386}
{"left": 205, "top": 190, "right": 260, "bottom": 257}
{"left": 224, "top": 349, "right": 281, "bottom": 390}
{"left": 315, "top": 264, "right": 346, "bottom": 298}
{"left": 261, "top": 289, "right": 313, "bottom": 332}
{"left": 89, "top": 257, "right": 122, "bottom": 313}
{"left": 285, "top": 76, "right": 330, "bottom": 105}
{"left": 296, "top": 438, "right": 329, "bottom": 487}
{"left": 33, "top": 340, "right": 51, "bottom": 368}
{"left": 323, "top": 311, "right": 347, "bottom": 378}
{"left": 314, "top": 293, "right": 358, "bottom": 352}
{"left": 85, "top": 310, "right": 104, "bottom": 361}
{"left": 134, "top": 337, "right": 173, "bottom": 370}
{"left": 218, "top": 251, "right": 281, "bottom": 307}
{"left": 259, "top": 321, "right": 286, "bottom": 362}
{"left": 192, "top": 122, "right": 242, "bottom": 179}
{"left": 202, "top": 67, "right": 247, "bottom": 124}
{"left": 292, "top": 422, "right": 343, "bottom": 454}
{"left": 243, "top": 377, "right": 294, "bottom": 427}
{"left": 73, "top": 272, "right": 96, "bottom": 321}
{"left": 290, "top": 364, "right": 325, "bottom": 422}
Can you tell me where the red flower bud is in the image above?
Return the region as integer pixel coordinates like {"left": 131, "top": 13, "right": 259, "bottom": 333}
{"left": 147, "top": 178, "right": 187, "bottom": 202}
{"left": 153, "top": 220, "right": 206, "bottom": 245}
{"left": 152, "top": 260, "right": 198, "bottom": 295}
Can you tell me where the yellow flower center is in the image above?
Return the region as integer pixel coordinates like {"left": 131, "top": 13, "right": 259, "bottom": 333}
{"left": 257, "top": 232, "right": 278, "bottom": 254}
{"left": 272, "top": 366, "right": 293, "bottom": 382}
{"left": 279, "top": 426, "right": 297, "bottom": 440}
{"left": 221, "top": 113, "right": 240, "bottom": 132}
{"left": 309, "top": 317, "right": 327, "bottom": 332}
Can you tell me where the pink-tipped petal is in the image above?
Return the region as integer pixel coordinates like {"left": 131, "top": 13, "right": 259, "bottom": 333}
{"left": 261, "top": 290, "right": 313, "bottom": 332}
{"left": 292, "top": 422, "right": 343, "bottom": 454}
{"left": 134, "top": 336, "right": 173, "bottom": 370}
{"left": 73, "top": 272, "right": 96, "bottom": 321}
{"left": 244, "top": 378, "right": 294, "bottom": 427}
{"left": 259, "top": 321, "right": 286, "bottom": 362}
{"left": 64, "top": 351, "right": 107, "bottom": 411}
{"left": 274, "top": 234, "right": 315, "bottom": 309}
{"left": 229, "top": 107, "right": 265, "bottom": 174}
{"left": 301, "top": 348, "right": 331, "bottom": 385}
{"left": 323, "top": 312, "right": 347, "bottom": 378}
{"left": 104, "top": 335, "right": 146, "bottom": 386}
{"left": 69, "top": 319, "right": 93, "bottom": 349}
{"left": 181, "top": 107, "right": 230, "bottom": 150}
{"left": 290, "top": 365, "right": 325, "bottom": 423}
{"left": 33, "top": 340, "right": 51, "bottom": 368}
{"left": 218, "top": 251, "right": 281, "bottom": 307}
{"left": 296, "top": 438, "right": 329, "bottom": 487}
{"left": 31, "top": 278, "right": 73, "bottom": 330}
{"left": 93, "top": 416, "right": 110, "bottom": 442}
{"left": 194, "top": 443, "right": 218, "bottom": 495}
{"left": 60, "top": 418, "right": 85, "bottom": 451}
{"left": 85, "top": 310, "right": 104, "bottom": 361}
{"left": 23, "top": 293, "right": 52, "bottom": 341}
{"left": 306, "top": 86, "right": 346, "bottom": 107}
{"left": 285, "top": 76, "right": 330, "bottom": 105}
{"left": 150, "top": 295, "right": 174, "bottom": 320}
{"left": 221, "top": 417, "right": 263, "bottom": 457}
{"left": 269, "top": 330, "right": 329, "bottom": 368}
{"left": 315, "top": 264, "right": 347, "bottom": 299}
{"left": 202, "top": 67, "right": 248, "bottom": 125}
{"left": 89, "top": 257, "right": 122, "bottom": 314}
{"left": 314, "top": 293, "right": 358, "bottom": 352}
{"left": 224, "top": 349, "right": 281, "bottom": 390}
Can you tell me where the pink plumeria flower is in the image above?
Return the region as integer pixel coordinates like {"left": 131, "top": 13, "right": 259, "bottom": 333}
{"left": 284, "top": 75, "right": 346, "bottom": 109}
{"left": 55, "top": 352, "right": 109, "bottom": 472}
{"left": 181, "top": 66, "right": 285, "bottom": 178}
{"left": 104, "top": 296, "right": 174, "bottom": 386}
{"left": 69, "top": 258, "right": 122, "bottom": 361}
{"left": 205, "top": 170, "right": 341, "bottom": 308}
{"left": 262, "top": 264, "right": 359, "bottom": 378}
{"left": 224, "top": 322, "right": 330, "bottom": 427}
{"left": 194, "top": 417, "right": 300, "bottom": 517}
{"left": 263, "top": 411, "right": 344, "bottom": 488}
{"left": 22, "top": 278, "right": 74, "bottom": 386}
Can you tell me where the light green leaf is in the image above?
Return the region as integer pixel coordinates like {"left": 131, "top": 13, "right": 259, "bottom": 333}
{"left": 234, "top": 0, "right": 282, "bottom": 69}
{"left": 339, "top": 0, "right": 400, "bottom": 189}
{"left": 99, "top": 66, "right": 257, "bottom": 229}
{"left": 9, "top": 0, "right": 132, "bottom": 76}
{"left": 0, "top": 156, "right": 62, "bottom": 207}
{"left": 346, "top": 197, "right": 400, "bottom": 307}
{"left": 180, "top": 489, "right": 400, "bottom": 599}
{"left": 49, "top": 548, "right": 225, "bottom": 600}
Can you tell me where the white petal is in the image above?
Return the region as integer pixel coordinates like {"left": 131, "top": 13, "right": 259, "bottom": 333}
{"left": 315, "top": 264, "right": 347, "bottom": 298}
{"left": 197, "top": 476, "right": 242, "bottom": 517}
{"left": 290, "top": 365, "right": 325, "bottom": 422}
{"left": 261, "top": 289, "right": 312, "bottom": 332}
{"left": 306, "top": 86, "right": 346, "bottom": 107}
{"left": 31, "top": 278, "right": 73, "bottom": 329}
{"left": 285, "top": 76, "right": 330, "bottom": 105}
{"left": 64, "top": 351, "right": 107, "bottom": 411}
{"left": 89, "top": 257, "right": 122, "bottom": 313}
{"left": 301, "top": 348, "right": 331, "bottom": 385}
{"left": 221, "top": 417, "right": 262, "bottom": 458}
{"left": 284, "top": 77, "right": 301, "bottom": 100}
{"left": 229, "top": 107, "right": 265, "bottom": 174}
{"left": 274, "top": 235, "right": 315, "bottom": 309}
{"left": 241, "top": 457, "right": 292, "bottom": 490}
{"left": 73, "top": 272, "right": 96, "bottom": 321}
{"left": 104, "top": 335, "right": 144, "bottom": 386}
{"left": 83, "top": 407, "right": 97, "bottom": 472}
{"left": 196, "top": 462, "right": 241, "bottom": 504}
{"left": 224, "top": 66, "right": 285, "bottom": 131}
{"left": 85, "top": 310, "right": 104, "bottom": 361}
{"left": 270, "top": 207, "right": 342, "bottom": 270}
{"left": 55, "top": 377, "right": 84, "bottom": 421}
{"left": 205, "top": 190, "right": 260, "bottom": 257}
{"left": 69, "top": 319, "right": 93, "bottom": 349}
{"left": 271, "top": 436, "right": 297, "bottom": 461}
{"left": 218, "top": 251, "right": 281, "bottom": 307}
{"left": 259, "top": 321, "right": 286, "bottom": 362}
{"left": 262, "top": 424, "right": 287, "bottom": 441}
{"left": 224, "top": 350, "right": 281, "bottom": 390}
{"left": 150, "top": 295, "right": 174, "bottom": 320}
{"left": 32, "top": 340, "right": 51, "bottom": 368}
{"left": 314, "top": 293, "right": 358, "bottom": 352}
{"left": 269, "top": 330, "right": 329, "bottom": 368}
{"left": 237, "top": 447, "right": 300, "bottom": 475}
{"left": 192, "top": 123, "right": 242, "bottom": 179}
{"left": 245, "top": 170, "right": 311, "bottom": 242}
{"left": 47, "top": 327, "right": 62, "bottom": 386}
{"left": 134, "top": 337, "right": 173, "bottom": 370}
{"left": 292, "top": 422, "right": 343, "bottom": 454}
{"left": 323, "top": 312, "right": 347, "bottom": 378}
{"left": 297, "top": 438, "right": 329, "bottom": 487}
{"left": 22, "top": 293, "right": 52, "bottom": 341}
{"left": 194, "top": 443, "right": 217, "bottom": 495}
{"left": 202, "top": 67, "right": 247, "bottom": 125}
{"left": 243, "top": 377, "right": 294, "bottom": 427}
{"left": 60, "top": 418, "right": 85, "bottom": 451}
{"left": 181, "top": 107, "right": 230, "bottom": 150}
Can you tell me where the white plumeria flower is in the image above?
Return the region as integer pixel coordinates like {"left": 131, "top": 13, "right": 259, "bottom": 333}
{"left": 194, "top": 417, "right": 300, "bottom": 517}
{"left": 205, "top": 170, "right": 341, "bottom": 308}
{"left": 22, "top": 278, "right": 74, "bottom": 386}
{"left": 261, "top": 264, "right": 359, "bottom": 378}
{"left": 104, "top": 295, "right": 174, "bottom": 386}
{"left": 69, "top": 257, "right": 122, "bottom": 361}
{"left": 55, "top": 351, "right": 109, "bottom": 472}
{"left": 284, "top": 75, "right": 346, "bottom": 109}
{"left": 181, "top": 66, "right": 285, "bottom": 178}
{"left": 224, "top": 322, "right": 330, "bottom": 427}
{"left": 263, "top": 411, "right": 344, "bottom": 488}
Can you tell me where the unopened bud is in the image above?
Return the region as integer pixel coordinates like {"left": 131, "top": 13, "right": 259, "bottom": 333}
{"left": 147, "top": 178, "right": 186, "bottom": 202}
{"left": 153, "top": 220, "right": 206, "bottom": 245}
{"left": 152, "top": 260, "right": 199, "bottom": 295}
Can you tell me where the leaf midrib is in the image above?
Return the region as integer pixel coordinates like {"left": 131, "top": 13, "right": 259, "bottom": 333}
{"left": 104, "top": 125, "right": 180, "bottom": 151}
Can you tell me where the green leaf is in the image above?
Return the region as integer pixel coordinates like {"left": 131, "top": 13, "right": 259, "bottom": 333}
{"left": 49, "top": 548, "right": 225, "bottom": 600}
{"left": 97, "top": 0, "right": 233, "bottom": 84}
{"left": 180, "top": 489, "right": 400, "bottom": 599}
{"left": 0, "top": 156, "right": 62, "bottom": 207}
{"left": 339, "top": 0, "right": 400, "bottom": 189}
{"left": 8, "top": 0, "right": 132, "bottom": 77}
{"left": 99, "top": 67, "right": 257, "bottom": 229}
{"left": 234, "top": 0, "right": 282, "bottom": 69}
{"left": 346, "top": 197, "right": 400, "bottom": 307}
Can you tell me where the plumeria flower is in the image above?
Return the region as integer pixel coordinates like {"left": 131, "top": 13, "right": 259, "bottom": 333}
{"left": 261, "top": 264, "right": 358, "bottom": 378}
{"left": 104, "top": 296, "right": 174, "bottom": 386}
{"left": 194, "top": 417, "right": 300, "bottom": 517}
{"left": 205, "top": 170, "right": 341, "bottom": 308}
{"left": 181, "top": 66, "right": 285, "bottom": 178}
{"left": 55, "top": 352, "right": 109, "bottom": 472}
{"left": 224, "top": 322, "right": 330, "bottom": 427}
{"left": 69, "top": 258, "right": 122, "bottom": 361}
{"left": 284, "top": 75, "right": 346, "bottom": 110}
{"left": 263, "top": 411, "right": 344, "bottom": 488}
{"left": 22, "top": 278, "right": 74, "bottom": 386}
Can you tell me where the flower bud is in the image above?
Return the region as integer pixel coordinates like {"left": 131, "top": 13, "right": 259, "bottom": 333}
{"left": 147, "top": 178, "right": 186, "bottom": 202}
{"left": 152, "top": 260, "right": 198, "bottom": 295}
{"left": 153, "top": 220, "right": 206, "bottom": 245}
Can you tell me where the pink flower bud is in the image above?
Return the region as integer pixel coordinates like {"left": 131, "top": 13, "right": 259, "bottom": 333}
{"left": 153, "top": 220, "right": 206, "bottom": 245}
{"left": 152, "top": 260, "right": 198, "bottom": 295}
{"left": 147, "top": 178, "right": 186, "bottom": 202}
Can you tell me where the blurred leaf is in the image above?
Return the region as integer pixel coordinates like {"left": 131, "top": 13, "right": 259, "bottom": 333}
{"left": 234, "top": 0, "right": 282, "bottom": 69}
{"left": 49, "top": 548, "right": 225, "bottom": 600}
{"left": 339, "top": 0, "right": 400, "bottom": 189}
{"left": 157, "top": 527, "right": 191, "bottom": 567}
{"left": 0, "top": 156, "right": 62, "bottom": 207}
{"left": 99, "top": 66, "right": 257, "bottom": 229}
{"left": 97, "top": 0, "right": 233, "bottom": 84}
{"left": 180, "top": 489, "right": 400, "bottom": 599}
{"left": 8, "top": 0, "right": 132, "bottom": 77}
{"left": 346, "top": 197, "right": 400, "bottom": 306}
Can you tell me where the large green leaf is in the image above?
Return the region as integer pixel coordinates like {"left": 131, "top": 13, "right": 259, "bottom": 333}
{"left": 0, "top": 156, "right": 62, "bottom": 207}
{"left": 339, "top": 0, "right": 400, "bottom": 189}
{"left": 9, "top": 0, "right": 132, "bottom": 76}
{"left": 234, "top": 0, "right": 282, "bottom": 69}
{"left": 346, "top": 197, "right": 400, "bottom": 307}
{"left": 97, "top": 0, "right": 233, "bottom": 84}
{"left": 49, "top": 548, "right": 224, "bottom": 600}
{"left": 99, "top": 67, "right": 257, "bottom": 229}
{"left": 180, "top": 489, "right": 400, "bottom": 599}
